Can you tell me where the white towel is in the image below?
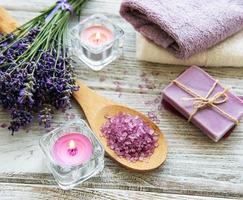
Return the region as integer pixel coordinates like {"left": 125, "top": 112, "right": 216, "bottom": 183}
{"left": 136, "top": 32, "right": 243, "bottom": 67}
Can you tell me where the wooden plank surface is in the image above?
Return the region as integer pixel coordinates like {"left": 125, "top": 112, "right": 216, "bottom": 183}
{"left": 0, "top": 0, "right": 243, "bottom": 199}
{"left": 0, "top": 183, "right": 235, "bottom": 200}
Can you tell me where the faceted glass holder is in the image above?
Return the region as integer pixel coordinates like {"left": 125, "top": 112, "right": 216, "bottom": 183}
{"left": 69, "top": 14, "right": 124, "bottom": 71}
{"left": 39, "top": 119, "right": 105, "bottom": 190}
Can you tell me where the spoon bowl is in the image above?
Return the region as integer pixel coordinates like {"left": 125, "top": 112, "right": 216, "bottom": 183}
{"left": 93, "top": 105, "right": 167, "bottom": 171}
{"left": 73, "top": 80, "right": 167, "bottom": 171}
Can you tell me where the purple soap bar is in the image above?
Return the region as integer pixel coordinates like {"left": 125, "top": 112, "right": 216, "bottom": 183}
{"left": 163, "top": 66, "right": 243, "bottom": 142}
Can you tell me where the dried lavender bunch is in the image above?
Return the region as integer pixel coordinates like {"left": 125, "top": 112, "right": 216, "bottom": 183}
{"left": 0, "top": 0, "right": 87, "bottom": 133}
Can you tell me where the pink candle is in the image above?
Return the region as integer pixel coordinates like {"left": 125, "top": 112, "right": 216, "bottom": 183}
{"left": 52, "top": 133, "right": 93, "bottom": 167}
{"left": 80, "top": 25, "right": 114, "bottom": 47}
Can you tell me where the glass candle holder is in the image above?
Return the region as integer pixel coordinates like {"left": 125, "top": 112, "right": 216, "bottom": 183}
{"left": 39, "top": 119, "right": 105, "bottom": 190}
{"left": 69, "top": 14, "right": 125, "bottom": 71}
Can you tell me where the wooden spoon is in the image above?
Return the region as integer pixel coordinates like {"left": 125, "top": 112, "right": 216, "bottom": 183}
{"left": 73, "top": 80, "right": 167, "bottom": 171}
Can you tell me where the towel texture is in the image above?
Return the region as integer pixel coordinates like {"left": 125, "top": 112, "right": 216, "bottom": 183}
{"left": 136, "top": 32, "right": 243, "bottom": 67}
{"left": 120, "top": 0, "right": 243, "bottom": 59}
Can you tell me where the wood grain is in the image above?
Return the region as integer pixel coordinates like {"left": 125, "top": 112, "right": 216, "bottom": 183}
{"left": 0, "top": 183, "right": 235, "bottom": 200}
{"left": 0, "top": 0, "right": 243, "bottom": 199}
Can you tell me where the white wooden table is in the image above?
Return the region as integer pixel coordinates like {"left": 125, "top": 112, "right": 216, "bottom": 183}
{"left": 0, "top": 0, "right": 243, "bottom": 199}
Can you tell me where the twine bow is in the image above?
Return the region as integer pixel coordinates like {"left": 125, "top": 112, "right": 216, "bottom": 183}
{"left": 173, "top": 80, "right": 239, "bottom": 125}
{"left": 45, "top": 0, "right": 72, "bottom": 22}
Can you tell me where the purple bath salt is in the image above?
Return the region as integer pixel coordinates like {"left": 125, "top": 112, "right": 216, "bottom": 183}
{"left": 163, "top": 66, "right": 243, "bottom": 142}
{"left": 100, "top": 113, "right": 158, "bottom": 162}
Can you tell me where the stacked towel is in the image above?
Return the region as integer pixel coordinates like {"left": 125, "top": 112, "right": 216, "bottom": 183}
{"left": 120, "top": 0, "right": 243, "bottom": 59}
{"left": 136, "top": 32, "right": 243, "bottom": 67}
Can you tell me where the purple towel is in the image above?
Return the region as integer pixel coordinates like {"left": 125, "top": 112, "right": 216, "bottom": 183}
{"left": 120, "top": 0, "right": 243, "bottom": 59}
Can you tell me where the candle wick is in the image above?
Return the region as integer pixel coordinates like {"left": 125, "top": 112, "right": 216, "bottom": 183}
{"left": 68, "top": 147, "right": 78, "bottom": 156}
{"left": 95, "top": 31, "right": 101, "bottom": 44}
{"left": 68, "top": 140, "right": 78, "bottom": 156}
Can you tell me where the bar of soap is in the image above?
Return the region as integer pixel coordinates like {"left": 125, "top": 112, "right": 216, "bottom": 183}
{"left": 163, "top": 66, "right": 243, "bottom": 142}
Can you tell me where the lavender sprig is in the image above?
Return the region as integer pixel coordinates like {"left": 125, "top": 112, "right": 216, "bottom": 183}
{"left": 0, "top": 0, "right": 87, "bottom": 133}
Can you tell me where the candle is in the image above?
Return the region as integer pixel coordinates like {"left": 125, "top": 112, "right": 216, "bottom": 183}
{"left": 52, "top": 133, "right": 93, "bottom": 167}
{"left": 70, "top": 14, "right": 124, "bottom": 71}
{"left": 40, "top": 119, "right": 104, "bottom": 190}
{"left": 80, "top": 25, "right": 114, "bottom": 47}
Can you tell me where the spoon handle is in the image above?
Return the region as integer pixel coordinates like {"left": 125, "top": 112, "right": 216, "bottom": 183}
{"left": 73, "top": 80, "right": 113, "bottom": 123}
{"left": 0, "top": 6, "right": 20, "bottom": 34}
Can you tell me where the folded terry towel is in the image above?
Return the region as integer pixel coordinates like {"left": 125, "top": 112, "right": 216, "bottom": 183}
{"left": 136, "top": 32, "right": 243, "bottom": 67}
{"left": 120, "top": 0, "right": 243, "bottom": 59}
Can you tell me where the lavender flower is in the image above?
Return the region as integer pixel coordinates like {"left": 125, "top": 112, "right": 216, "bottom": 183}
{"left": 0, "top": 28, "right": 77, "bottom": 133}
{"left": 0, "top": 0, "right": 87, "bottom": 133}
